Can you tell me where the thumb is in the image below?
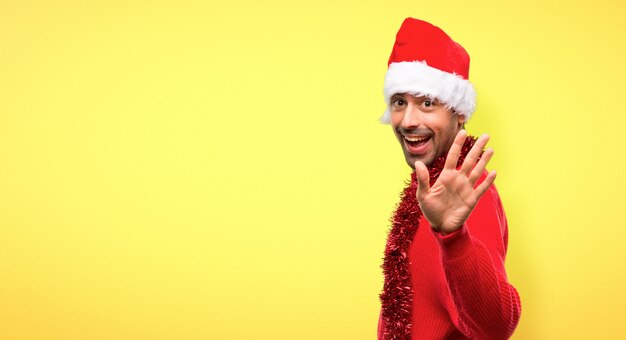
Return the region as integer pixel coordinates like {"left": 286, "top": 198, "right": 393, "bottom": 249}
{"left": 414, "top": 161, "right": 430, "bottom": 198}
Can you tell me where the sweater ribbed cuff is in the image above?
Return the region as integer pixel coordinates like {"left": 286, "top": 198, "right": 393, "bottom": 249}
{"left": 434, "top": 223, "right": 474, "bottom": 261}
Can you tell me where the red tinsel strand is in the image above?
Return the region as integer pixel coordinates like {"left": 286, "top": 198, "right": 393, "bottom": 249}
{"left": 379, "top": 136, "right": 477, "bottom": 340}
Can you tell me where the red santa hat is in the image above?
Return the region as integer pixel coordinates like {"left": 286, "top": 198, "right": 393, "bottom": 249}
{"left": 381, "top": 18, "right": 476, "bottom": 123}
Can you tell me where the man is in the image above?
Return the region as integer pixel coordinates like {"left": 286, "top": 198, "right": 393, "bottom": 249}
{"left": 377, "top": 18, "right": 522, "bottom": 339}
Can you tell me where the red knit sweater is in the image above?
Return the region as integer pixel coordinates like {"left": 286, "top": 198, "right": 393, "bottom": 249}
{"left": 378, "top": 174, "right": 522, "bottom": 339}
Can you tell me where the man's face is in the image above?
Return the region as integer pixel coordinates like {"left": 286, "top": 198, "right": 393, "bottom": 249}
{"left": 390, "top": 93, "right": 465, "bottom": 168}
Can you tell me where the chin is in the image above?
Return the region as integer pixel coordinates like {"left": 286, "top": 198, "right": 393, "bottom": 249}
{"left": 404, "top": 150, "right": 435, "bottom": 168}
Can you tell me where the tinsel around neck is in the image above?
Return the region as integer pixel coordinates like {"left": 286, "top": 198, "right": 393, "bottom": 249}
{"left": 379, "top": 135, "right": 477, "bottom": 339}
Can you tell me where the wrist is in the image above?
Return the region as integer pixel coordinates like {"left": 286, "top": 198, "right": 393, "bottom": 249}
{"left": 431, "top": 223, "right": 462, "bottom": 236}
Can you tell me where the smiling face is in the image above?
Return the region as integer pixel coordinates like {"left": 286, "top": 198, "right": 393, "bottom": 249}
{"left": 390, "top": 93, "right": 466, "bottom": 168}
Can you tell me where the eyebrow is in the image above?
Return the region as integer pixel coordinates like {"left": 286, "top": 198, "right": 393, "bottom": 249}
{"left": 391, "top": 94, "right": 436, "bottom": 101}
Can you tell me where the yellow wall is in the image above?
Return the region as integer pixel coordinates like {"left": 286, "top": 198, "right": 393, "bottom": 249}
{"left": 1, "top": 1, "right": 625, "bottom": 339}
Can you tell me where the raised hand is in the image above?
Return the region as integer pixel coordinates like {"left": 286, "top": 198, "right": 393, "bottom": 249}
{"left": 414, "top": 130, "right": 497, "bottom": 235}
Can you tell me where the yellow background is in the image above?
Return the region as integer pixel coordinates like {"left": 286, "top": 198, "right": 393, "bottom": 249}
{"left": 1, "top": 1, "right": 625, "bottom": 339}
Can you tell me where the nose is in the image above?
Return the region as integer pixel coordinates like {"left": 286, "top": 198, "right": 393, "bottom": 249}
{"left": 401, "top": 102, "right": 423, "bottom": 128}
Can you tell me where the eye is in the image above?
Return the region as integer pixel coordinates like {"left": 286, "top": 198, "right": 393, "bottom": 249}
{"left": 391, "top": 98, "right": 407, "bottom": 110}
{"left": 420, "top": 98, "right": 439, "bottom": 110}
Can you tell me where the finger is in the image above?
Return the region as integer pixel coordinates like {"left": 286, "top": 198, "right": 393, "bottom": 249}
{"left": 460, "top": 134, "right": 490, "bottom": 175}
{"left": 414, "top": 161, "right": 430, "bottom": 198}
{"left": 469, "top": 148, "right": 494, "bottom": 185}
{"left": 444, "top": 129, "right": 467, "bottom": 170}
{"left": 474, "top": 170, "right": 497, "bottom": 200}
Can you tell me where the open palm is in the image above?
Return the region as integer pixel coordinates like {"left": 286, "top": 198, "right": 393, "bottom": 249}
{"left": 414, "top": 130, "right": 497, "bottom": 235}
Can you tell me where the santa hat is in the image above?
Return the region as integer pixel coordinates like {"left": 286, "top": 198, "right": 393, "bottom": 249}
{"left": 380, "top": 18, "right": 476, "bottom": 124}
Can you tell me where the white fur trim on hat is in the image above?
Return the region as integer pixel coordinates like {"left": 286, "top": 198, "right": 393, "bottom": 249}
{"left": 380, "top": 61, "right": 476, "bottom": 124}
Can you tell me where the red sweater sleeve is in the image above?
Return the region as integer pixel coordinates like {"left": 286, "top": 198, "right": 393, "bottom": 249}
{"left": 433, "top": 182, "right": 521, "bottom": 339}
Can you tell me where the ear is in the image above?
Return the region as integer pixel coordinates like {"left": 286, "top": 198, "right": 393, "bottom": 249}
{"left": 456, "top": 111, "right": 466, "bottom": 129}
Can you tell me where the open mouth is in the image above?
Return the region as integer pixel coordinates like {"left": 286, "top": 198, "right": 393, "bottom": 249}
{"left": 403, "top": 135, "right": 431, "bottom": 154}
{"left": 404, "top": 135, "right": 431, "bottom": 146}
